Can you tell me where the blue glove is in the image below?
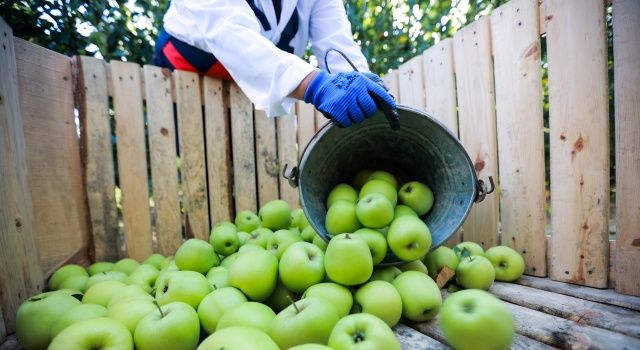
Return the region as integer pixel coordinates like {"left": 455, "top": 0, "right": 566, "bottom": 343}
{"left": 304, "top": 71, "right": 397, "bottom": 128}
{"left": 363, "top": 72, "right": 389, "bottom": 91}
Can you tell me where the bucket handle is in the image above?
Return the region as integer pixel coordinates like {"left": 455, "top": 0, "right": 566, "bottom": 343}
{"left": 474, "top": 176, "right": 495, "bottom": 203}
{"left": 282, "top": 164, "right": 299, "bottom": 188}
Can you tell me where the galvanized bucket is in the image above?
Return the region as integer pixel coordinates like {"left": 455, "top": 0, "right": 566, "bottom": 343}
{"left": 283, "top": 105, "right": 493, "bottom": 265}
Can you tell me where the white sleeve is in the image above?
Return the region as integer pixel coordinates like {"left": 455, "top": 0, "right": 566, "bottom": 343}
{"left": 308, "top": 0, "right": 370, "bottom": 73}
{"left": 165, "top": 0, "right": 316, "bottom": 117}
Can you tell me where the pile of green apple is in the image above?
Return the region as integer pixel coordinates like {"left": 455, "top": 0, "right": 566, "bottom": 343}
{"left": 15, "top": 195, "right": 524, "bottom": 350}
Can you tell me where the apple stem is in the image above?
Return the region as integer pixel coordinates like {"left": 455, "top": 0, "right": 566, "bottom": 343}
{"left": 153, "top": 300, "right": 165, "bottom": 318}
{"left": 344, "top": 233, "right": 351, "bottom": 239}
{"left": 287, "top": 295, "right": 300, "bottom": 313}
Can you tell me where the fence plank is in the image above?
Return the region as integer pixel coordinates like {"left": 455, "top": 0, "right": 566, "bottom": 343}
{"left": 398, "top": 55, "right": 426, "bottom": 110}
{"left": 77, "top": 56, "right": 119, "bottom": 262}
{"left": 229, "top": 82, "right": 258, "bottom": 213}
{"left": 144, "top": 66, "right": 182, "bottom": 254}
{"left": 110, "top": 61, "right": 153, "bottom": 261}
{"left": 547, "top": 0, "right": 609, "bottom": 288}
{"left": 0, "top": 20, "right": 43, "bottom": 334}
{"left": 277, "top": 113, "right": 299, "bottom": 207}
{"left": 491, "top": 0, "right": 546, "bottom": 277}
{"left": 614, "top": 0, "right": 640, "bottom": 297}
{"left": 382, "top": 70, "right": 400, "bottom": 101}
{"left": 393, "top": 324, "right": 448, "bottom": 350}
{"left": 254, "top": 110, "right": 280, "bottom": 208}
{"left": 314, "top": 109, "right": 327, "bottom": 132}
{"left": 175, "top": 71, "right": 209, "bottom": 240}
{"left": 453, "top": 17, "right": 499, "bottom": 249}
{"left": 296, "top": 102, "right": 316, "bottom": 157}
{"left": 203, "top": 77, "right": 233, "bottom": 224}
{"left": 423, "top": 38, "right": 458, "bottom": 134}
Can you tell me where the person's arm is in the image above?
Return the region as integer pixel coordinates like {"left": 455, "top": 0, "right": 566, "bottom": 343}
{"left": 164, "top": 0, "right": 315, "bottom": 117}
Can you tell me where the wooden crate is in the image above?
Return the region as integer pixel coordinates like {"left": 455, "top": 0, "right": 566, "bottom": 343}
{"left": 1, "top": 0, "right": 639, "bottom": 348}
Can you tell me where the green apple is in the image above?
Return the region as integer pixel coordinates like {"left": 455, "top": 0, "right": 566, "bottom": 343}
{"left": 175, "top": 238, "right": 219, "bottom": 274}
{"left": 327, "top": 183, "right": 358, "bottom": 207}
{"left": 267, "top": 229, "right": 303, "bottom": 258}
{"left": 387, "top": 216, "right": 431, "bottom": 261}
{"left": 107, "top": 297, "right": 156, "bottom": 333}
{"left": 454, "top": 241, "right": 485, "bottom": 258}
{"left": 398, "top": 259, "right": 429, "bottom": 274}
{"left": 205, "top": 266, "right": 229, "bottom": 289}
{"left": 352, "top": 228, "right": 388, "bottom": 265}
{"left": 143, "top": 253, "right": 165, "bottom": 269}
{"left": 354, "top": 280, "right": 402, "bottom": 327}
{"left": 394, "top": 204, "right": 418, "bottom": 218}
{"left": 359, "top": 179, "right": 398, "bottom": 206}
{"left": 210, "top": 227, "right": 240, "bottom": 256}
{"left": 50, "top": 303, "right": 108, "bottom": 338}
{"left": 369, "top": 266, "right": 402, "bottom": 283}
{"left": 392, "top": 271, "right": 442, "bottom": 321}
{"left": 127, "top": 267, "right": 159, "bottom": 293}
{"left": 325, "top": 200, "right": 362, "bottom": 236}
{"left": 220, "top": 252, "right": 238, "bottom": 268}
{"left": 228, "top": 249, "right": 278, "bottom": 301}
{"left": 197, "top": 287, "right": 247, "bottom": 334}
{"left": 298, "top": 213, "right": 310, "bottom": 231}
{"left": 324, "top": 233, "right": 372, "bottom": 285}
{"left": 107, "top": 285, "right": 153, "bottom": 307}
{"left": 279, "top": 242, "right": 325, "bottom": 293}
{"left": 376, "top": 226, "right": 389, "bottom": 236}
{"left": 265, "top": 280, "right": 299, "bottom": 313}
{"left": 312, "top": 234, "right": 328, "bottom": 250}
{"left": 16, "top": 291, "right": 82, "bottom": 350}
{"left": 259, "top": 199, "right": 291, "bottom": 230}
{"left": 368, "top": 170, "right": 399, "bottom": 190}
{"left": 328, "top": 313, "right": 400, "bottom": 350}
{"left": 238, "top": 243, "right": 264, "bottom": 253}
{"left": 113, "top": 258, "right": 140, "bottom": 275}
{"left": 356, "top": 193, "right": 394, "bottom": 229}
{"left": 237, "top": 231, "right": 251, "bottom": 245}
{"left": 198, "top": 326, "right": 279, "bottom": 350}
{"left": 300, "top": 225, "right": 316, "bottom": 242}
{"left": 245, "top": 227, "right": 273, "bottom": 248}
{"left": 235, "top": 210, "right": 261, "bottom": 232}
{"left": 159, "top": 256, "right": 174, "bottom": 270}
{"left": 49, "top": 264, "right": 88, "bottom": 290}
{"left": 88, "top": 262, "right": 114, "bottom": 275}
{"left": 83, "top": 281, "right": 127, "bottom": 306}
{"left": 440, "top": 289, "right": 515, "bottom": 350}
{"left": 302, "top": 282, "right": 352, "bottom": 318}
{"left": 290, "top": 208, "right": 305, "bottom": 228}
{"left": 155, "top": 270, "right": 212, "bottom": 308}
{"left": 58, "top": 274, "right": 89, "bottom": 293}
{"left": 352, "top": 169, "right": 373, "bottom": 189}
{"left": 456, "top": 255, "right": 495, "bottom": 290}
{"left": 210, "top": 222, "right": 237, "bottom": 245}
{"left": 269, "top": 297, "right": 339, "bottom": 349}
{"left": 134, "top": 302, "right": 200, "bottom": 350}
{"left": 212, "top": 220, "right": 236, "bottom": 229}
{"left": 398, "top": 181, "right": 434, "bottom": 215}
{"left": 485, "top": 246, "right": 526, "bottom": 282}
{"left": 48, "top": 317, "right": 132, "bottom": 350}
{"left": 86, "top": 271, "right": 128, "bottom": 289}
{"left": 289, "top": 226, "right": 301, "bottom": 237}
{"left": 289, "top": 345, "right": 333, "bottom": 350}
{"left": 216, "top": 301, "right": 275, "bottom": 333}
{"left": 423, "top": 246, "right": 460, "bottom": 279}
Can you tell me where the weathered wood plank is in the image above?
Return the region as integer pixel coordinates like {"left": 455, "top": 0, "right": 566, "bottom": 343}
{"left": 203, "top": 77, "right": 233, "bottom": 224}
{"left": 0, "top": 334, "right": 20, "bottom": 350}
{"left": 516, "top": 275, "right": 640, "bottom": 312}
{"left": 144, "top": 66, "right": 182, "bottom": 254}
{"left": 394, "top": 323, "right": 448, "bottom": 350}
{"left": 109, "top": 61, "right": 153, "bottom": 260}
{"left": 382, "top": 70, "right": 400, "bottom": 101}
{"left": 277, "top": 113, "right": 299, "bottom": 207}
{"left": 398, "top": 55, "right": 426, "bottom": 110}
{"left": 0, "top": 307, "right": 4, "bottom": 344}
{"left": 175, "top": 71, "right": 209, "bottom": 240}
{"left": 296, "top": 102, "right": 315, "bottom": 158}
{"left": 0, "top": 20, "right": 43, "bottom": 334}
{"left": 453, "top": 17, "right": 500, "bottom": 249}
{"left": 491, "top": 0, "right": 546, "bottom": 277}
{"left": 254, "top": 110, "right": 280, "bottom": 208}
{"left": 613, "top": 0, "right": 640, "bottom": 297}
{"left": 547, "top": 0, "right": 609, "bottom": 288}
{"left": 314, "top": 109, "right": 328, "bottom": 132}
{"left": 229, "top": 82, "right": 258, "bottom": 213}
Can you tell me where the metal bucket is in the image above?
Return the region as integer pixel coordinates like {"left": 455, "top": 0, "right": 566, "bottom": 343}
{"left": 283, "top": 105, "right": 493, "bottom": 265}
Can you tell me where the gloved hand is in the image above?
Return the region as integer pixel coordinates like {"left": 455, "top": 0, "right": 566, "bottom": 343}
{"left": 304, "top": 71, "right": 397, "bottom": 128}
{"left": 363, "top": 72, "right": 389, "bottom": 91}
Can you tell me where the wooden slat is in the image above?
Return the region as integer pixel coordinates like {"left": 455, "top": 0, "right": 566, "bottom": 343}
{"left": 15, "top": 38, "right": 91, "bottom": 274}
{"left": 0, "top": 334, "right": 19, "bottom": 350}
{"left": 277, "top": 113, "right": 299, "bottom": 207}
{"left": 254, "top": 110, "right": 280, "bottom": 208}
{"left": 613, "top": 0, "right": 640, "bottom": 297}
{"left": 296, "top": 102, "right": 315, "bottom": 158}
{"left": 491, "top": 0, "right": 546, "bottom": 277}
{"left": 422, "top": 38, "right": 458, "bottom": 134}
{"left": 110, "top": 61, "right": 153, "bottom": 261}
{"left": 382, "top": 70, "right": 400, "bottom": 100}
{"left": 398, "top": 55, "right": 426, "bottom": 109}
{"left": 203, "top": 77, "right": 233, "bottom": 224}
{"left": 490, "top": 282, "right": 640, "bottom": 338}
{"left": 229, "top": 82, "right": 258, "bottom": 213}
{"left": 76, "top": 56, "right": 119, "bottom": 262}
{"left": 175, "top": 71, "right": 209, "bottom": 240}
{"left": 314, "top": 109, "right": 328, "bottom": 132}
{"left": 394, "top": 324, "right": 448, "bottom": 350}
{"left": 453, "top": 17, "right": 500, "bottom": 249}
{"left": 144, "top": 66, "right": 182, "bottom": 254}
{"left": 0, "top": 21, "right": 43, "bottom": 334}
{"left": 0, "top": 307, "right": 4, "bottom": 344}
{"left": 547, "top": 0, "right": 609, "bottom": 288}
